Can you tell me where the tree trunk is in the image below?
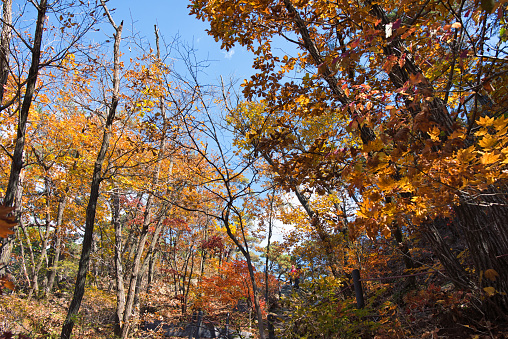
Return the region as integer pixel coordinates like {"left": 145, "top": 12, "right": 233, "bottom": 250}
{"left": 181, "top": 248, "right": 196, "bottom": 315}
{"left": 19, "top": 219, "right": 36, "bottom": 288}
{"left": 112, "top": 189, "right": 126, "bottom": 336}
{"left": 222, "top": 209, "right": 266, "bottom": 339}
{"left": 263, "top": 153, "right": 341, "bottom": 278}
{"left": 391, "top": 224, "right": 415, "bottom": 286}
{"left": 421, "top": 220, "right": 473, "bottom": 289}
{"left": 140, "top": 218, "right": 164, "bottom": 294}
{"left": 133, "top": 219, "right": 164, "bottom": 324}
{"left": 245, "top": 254, "right": 266, "bottom": 339}
{"left": 17, "top": 228, "right": 30, "bottom": 288}
{"left": 0, "top": 0, "right": 47, "bottom": 275}
{"left": 265, "top": 192, "right": 275, "bottom": 339}
{"left": 47, "top": 197, "right": 67, "bottom": 296}
{"left": 91, "top": 233, "right": 98, "bottom": 287}
{"left": 455, "top": 186, "right": 508, "bottom": 313}
{"left": 121, "top": 136, "right": 166, "bottom": 338}
{"left": 60, "top": 6, "right": 122, "bottom": 338}
{"left": 0, "top": 0, "right": 12, "bottom": 105}
{"left": 0, "top": 170, "right": 23, "bottom": 277}
{"left": 3, "top": 0, "right": 46, "bottom": 206}
{"left": 146, "top": 250, "right": 157, "bottom": 293}
{"left": 120, "top": 213, "right": 151, "bottom": 338}
{"left": 29, "top": 176, "right": 53, "bottom": 299}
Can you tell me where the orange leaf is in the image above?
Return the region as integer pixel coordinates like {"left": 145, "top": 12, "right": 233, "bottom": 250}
{"left": 0, "top": 276, "right": 14, "bottom": 291}
{"left": 0, "top": 205, "right": 16, "bottom": 238}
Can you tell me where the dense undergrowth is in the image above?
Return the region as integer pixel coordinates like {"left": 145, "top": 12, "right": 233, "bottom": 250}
{"left": 280, "top": 278, "right": 508, "bottom": 338}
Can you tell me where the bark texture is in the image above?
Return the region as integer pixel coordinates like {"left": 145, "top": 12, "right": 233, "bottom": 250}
{"left": 60, "top": 5, "right": 122, "bottom": 337}
{"left": 0, "top": 0, "right": 47, "bottom": 275}
{"left": 46, "top": 197, "right": 67, "bottom": 296}
{"left": 112, "top": 189, "right": 126, "bottom": 336}
{"left": 0, "top": 0, "right": 12, "bottom": 105}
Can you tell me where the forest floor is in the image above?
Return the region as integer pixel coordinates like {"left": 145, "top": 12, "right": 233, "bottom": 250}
{"left": 0, "top": 283, "right": 256, "bottom": 339}
{"left": 1, "top": 281, "right": 508, "bottom": 338}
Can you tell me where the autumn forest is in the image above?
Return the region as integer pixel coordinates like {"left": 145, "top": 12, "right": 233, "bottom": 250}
{"left": 0, "top": 0, "right": 507, "bottom": 338}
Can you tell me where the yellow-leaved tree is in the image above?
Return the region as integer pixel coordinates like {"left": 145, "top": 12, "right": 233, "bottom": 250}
{"left": 191, "top": 0, "right": 508, "bottom": 313}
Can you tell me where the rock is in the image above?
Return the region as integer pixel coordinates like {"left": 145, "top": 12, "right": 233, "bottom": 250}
{"left": 231, "top": 331, "right": 253, "bottom": 339}
{"left": 142, "top": 320, "right": 220, "bottom": 338}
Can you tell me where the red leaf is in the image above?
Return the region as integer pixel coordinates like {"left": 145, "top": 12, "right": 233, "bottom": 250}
{"left": 392, "top": 19, "right": 401, "bottom": 30}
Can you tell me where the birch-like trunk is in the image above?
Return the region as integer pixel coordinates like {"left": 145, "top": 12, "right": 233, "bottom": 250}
{"left": 46, "top": 197, "right": 67, "bottom": 296}
{"left": 28, "top": 177, "right": 52, "bottom": 299}
{"left": 112, "top": 189, "right": 126, "bottom": 336}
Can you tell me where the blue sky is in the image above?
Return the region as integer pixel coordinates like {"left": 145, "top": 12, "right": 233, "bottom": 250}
{"left": 103, "top": 1, "right": 297, "bottom": 247}
{"left": 107, "top": 0, "right": 254, "bottom": 87}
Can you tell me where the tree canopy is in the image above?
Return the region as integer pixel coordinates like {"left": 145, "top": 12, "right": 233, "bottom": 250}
{"left": 0, "top": 0, "right": 507, "bottom": 338}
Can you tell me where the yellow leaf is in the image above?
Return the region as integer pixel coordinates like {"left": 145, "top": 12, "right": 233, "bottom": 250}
{"left": 429, "top": 126, "right": 441, "bottom": 141}
{"left": 483, "top": 286, "right": 496, "bottom": 296}
{"left": 479, "top": 135, "right": 498, "bottom": 149}
{"left": 449, "top": 130, "right": 465, "bottom": 140}
{"left": 457, "top": 148, "right": 475, "bottom": 164}
{"left": 475, "top": 128, "right": 488, "bottom": 137}
{"left": 484, "top": 269, "right": 499, "bottom": 282}
{"left": 493, "top": 116, "right": 508, "bottom": 131}
{"left": 477, "top": 116, "right": 495, "bottom": 127}
{"left": 377, "top": 176, "right": 395, "bottom": 190}
{"left": 480, "top": 152, "right": 500, "bottom": 165}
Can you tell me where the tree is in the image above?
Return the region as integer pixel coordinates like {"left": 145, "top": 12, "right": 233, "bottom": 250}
{"left": 60, "top": 2, "right": 122, "bottom": 337}
{"left": 190, "top": 0, "right": 508, "bottom": 312}
{"left": 153, "top": 42, "right": 272, "bottom": 337}
{"left": 0, "top": 0, "right": 101, "bottom": 275}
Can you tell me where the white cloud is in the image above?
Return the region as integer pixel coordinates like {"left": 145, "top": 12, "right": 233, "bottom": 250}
{"left": 259, "top": 219, "right": 295, "bottom": 248}
{"left": 222, "top": 49, "right": 235, "bottom": 59}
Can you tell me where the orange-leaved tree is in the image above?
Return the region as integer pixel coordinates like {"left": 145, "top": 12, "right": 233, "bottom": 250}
{"left": 0, "top": 0, "right": 101, "bottom": 276}
{"left": 191, "top": 0, "right": 508, "bottom": 312}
